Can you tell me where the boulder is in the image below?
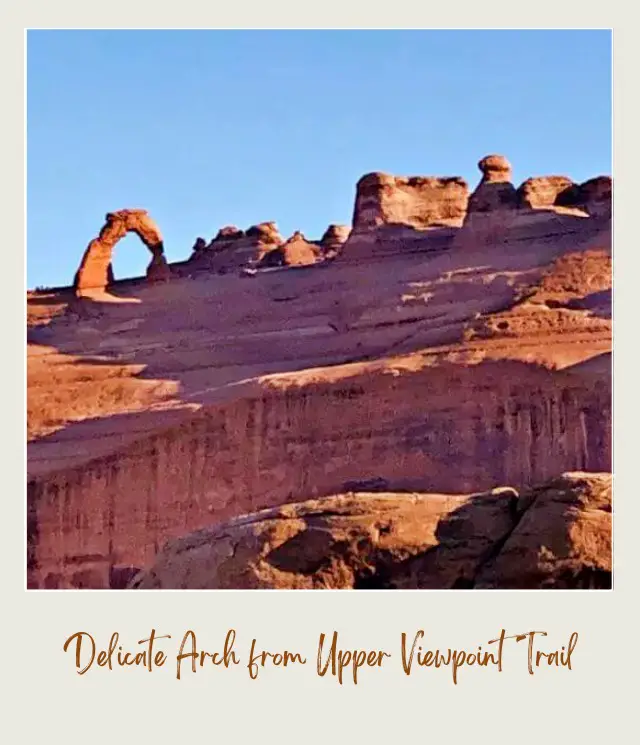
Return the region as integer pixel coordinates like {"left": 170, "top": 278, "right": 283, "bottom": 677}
{"left": 129, "top": 488, "right": 517, "bottom": 589}
{"left": 129, "top": 473, "right": 611, "bottom": 589}
{"left": 475, "top": 473, "right": 612, "bottom": 588}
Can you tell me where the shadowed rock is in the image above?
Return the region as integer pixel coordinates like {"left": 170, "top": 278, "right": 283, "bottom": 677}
{"left": 466, "top": 154, "right": 519, "bottom": 215}
{"left": 517, "top": 176, "right": 575, "bottom": 209}
{"left": 475, "top": 472, "right": 612, "bottom": 588}
{"left": 129, "top": 473, "right": 610, "bottom": 590}
{"left": 556, "top": 176, "right": 612, "bottom": 218}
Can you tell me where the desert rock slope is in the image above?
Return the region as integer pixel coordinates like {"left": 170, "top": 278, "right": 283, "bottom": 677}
{"left": 27, "top": 154, "right": 612, "bottom": 589}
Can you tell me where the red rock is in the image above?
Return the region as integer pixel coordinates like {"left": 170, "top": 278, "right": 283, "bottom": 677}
{"left": 320, "top": 224, "right": 351, "bottom": 258}
{"left": 556, "top": 176, "right": 612, "bottom": 217}
{"left": 466, "top": 154, "right": 518, "bottom": 216}
{"left": 517, "top": 176, "right": 576, "bottom": 209}
{"left": 475, "top": 473, "right": 611, "bottom": 588}
{"left": 478, "top": 154, "right": 512, "bottom": 183}
{"left": 129, "top": 488, "right": 517, "bottom": 589}
{"left": 215, "top": 225, "right": 245, "bottom": 240}
{"left": 258, "top": 231, "right": 320, "bottom": 267}
{"left": 27, "top": 152, "right": 612, "bottom": 590}
{"left": 145, "top": 252, "right": 171, "bottom": 283}
{"left": 352, "top": 172, "right": 469, "bottom": 231}
{"left": 74, "top": 209, "right": 166, "bottom": 295}
{"left": 188, "top": 222, "right": 283, "bottom": 274}
{"left": 128, "top": 473, "right": 610, "bottom": 590}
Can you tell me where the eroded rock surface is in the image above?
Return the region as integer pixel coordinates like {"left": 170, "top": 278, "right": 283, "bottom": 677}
{"left": 28, "top": 152, "right": 612, "bottom": 590}
{"left": 517, "top": 176, "right": 575, "bottom": 209}
{"left": 556, "top": 176, "right": 612, "bottom": 218}
{"left": 475, "top": 473, "right": 612, "bottom": 588}
{"left": 320, "top": 224, "right": 351, "bottom": 258}
{"left": 187, "top": 222, "right": 284, "bottom": 273}
{"left": 466, "top": 154, "right": 519, "bottom": 216}
{"left": 74, "top": 209, "right": 168, "bottom": 295}
{"left": 130, "top": 473, "right": 610, "bottom": 590}
{"left": 258, "top": 231, "right": 320, "bottom": 267}
{"left": 352, "top": 172, "right": 469, "bottom": 231}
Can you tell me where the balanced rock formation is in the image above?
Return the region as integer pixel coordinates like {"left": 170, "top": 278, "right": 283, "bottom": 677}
{"left": 129, "top": 473, "right": 611, "bottom": 590}
{"left": 457, "top": 156, "right": 582, "bottom": 249}
{"left": 517, "top": 175, "right": 576, "bottom": 209}
{"left": 352, "top": 172, "right": 469, "bottom": 231}
{"left": 466, "top": 155, "right": 519, "bottom": 215}
{"left": 74, "top": 209, "right": 169, "bottom": 295}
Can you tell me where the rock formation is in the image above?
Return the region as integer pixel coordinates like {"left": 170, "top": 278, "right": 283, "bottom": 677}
{"left": 556, "top": 176, "right": 612, "bottom": 217}
{"left": 339, "top": 173, "right": 468, "bottom": 262}
{"left": 257, "top": 231, "right": 320, "bottom": 267}
{"left": 517, "top": 175, "right": 576, "bottom": 209}
{"left": 352, "top": 172, "right": 469, "bottom": 231}
{"left": 74, "top": 209, "right": 169, "bottom": 295}
{"left": 320, "top": 224, "right": 351, "bottom": 258}
{"left": 466, "top": 155, "right": 519, "bottom": 215}
{"left": 129, "top": 472, "right": 610, "bottom": 590}
{"left": 474, "top": 472, "right": 611, "bottom": 589}
{"left": 28, "top": 151, "right": 612, "bottom": 590}
{"left": 187, "top": 222, "right": 284, "bottom": 273}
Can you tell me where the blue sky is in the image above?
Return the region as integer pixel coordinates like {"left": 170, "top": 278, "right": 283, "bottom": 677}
{"left": 27, "top": 30, "right": 612, "bottom": 289}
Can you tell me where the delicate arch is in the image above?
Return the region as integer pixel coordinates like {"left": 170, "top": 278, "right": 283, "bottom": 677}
{"left": 74, "top": 209, "right": 170, "bottom": 295}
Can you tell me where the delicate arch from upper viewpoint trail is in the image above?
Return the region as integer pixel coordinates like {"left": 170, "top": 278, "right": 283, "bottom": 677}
{"left": 73, "top": 209, "right": 170, "bottom": 295}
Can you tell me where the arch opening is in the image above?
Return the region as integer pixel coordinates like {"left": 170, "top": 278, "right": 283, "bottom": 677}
{"left": 73, "top": 209, "right": 170, "bottom": 296}
{"left": 110, "top": 232, "right": 155, "bottom": 282}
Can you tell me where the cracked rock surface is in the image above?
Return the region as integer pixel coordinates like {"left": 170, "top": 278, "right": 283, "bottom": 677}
{"left": 130, "top": 472, "right": 611, "bottom": 589}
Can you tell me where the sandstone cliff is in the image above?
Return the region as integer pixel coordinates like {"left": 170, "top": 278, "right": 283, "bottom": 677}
{"left": 352, "top": 172, "right": 469, "bottom": 230}
{"left": 27, "top": 152, "right": 612, "bottom": 590}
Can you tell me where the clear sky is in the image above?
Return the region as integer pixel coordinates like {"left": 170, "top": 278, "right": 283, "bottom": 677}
{"left": 27, "top": 29, "right": 612, "bottom": 289}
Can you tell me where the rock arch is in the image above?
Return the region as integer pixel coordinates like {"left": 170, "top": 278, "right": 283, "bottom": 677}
{"left": 74, "top": 209, "right": 170, "bottom": 295}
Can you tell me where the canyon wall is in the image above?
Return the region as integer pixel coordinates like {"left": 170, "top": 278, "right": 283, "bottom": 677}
{"left": 27, "top": 359, "right": 611, "bottom": 589}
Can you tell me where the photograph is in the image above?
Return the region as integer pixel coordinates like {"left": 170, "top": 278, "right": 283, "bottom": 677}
{"left": 26, "top": 29, "right": 612, "bottom": 590}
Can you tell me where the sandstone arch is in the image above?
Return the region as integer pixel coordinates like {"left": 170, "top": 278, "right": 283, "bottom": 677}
{"left": 74, "top": 209, "right": 170, "bottom": 295}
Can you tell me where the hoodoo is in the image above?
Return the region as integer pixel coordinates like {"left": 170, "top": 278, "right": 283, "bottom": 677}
{"left": 74, "top": 209, "right": 169, "bottom": 295}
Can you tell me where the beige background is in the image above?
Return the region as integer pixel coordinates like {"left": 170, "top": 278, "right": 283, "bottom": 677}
{"left": 7, "top": 6, "right": 636, "bottom": 742}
